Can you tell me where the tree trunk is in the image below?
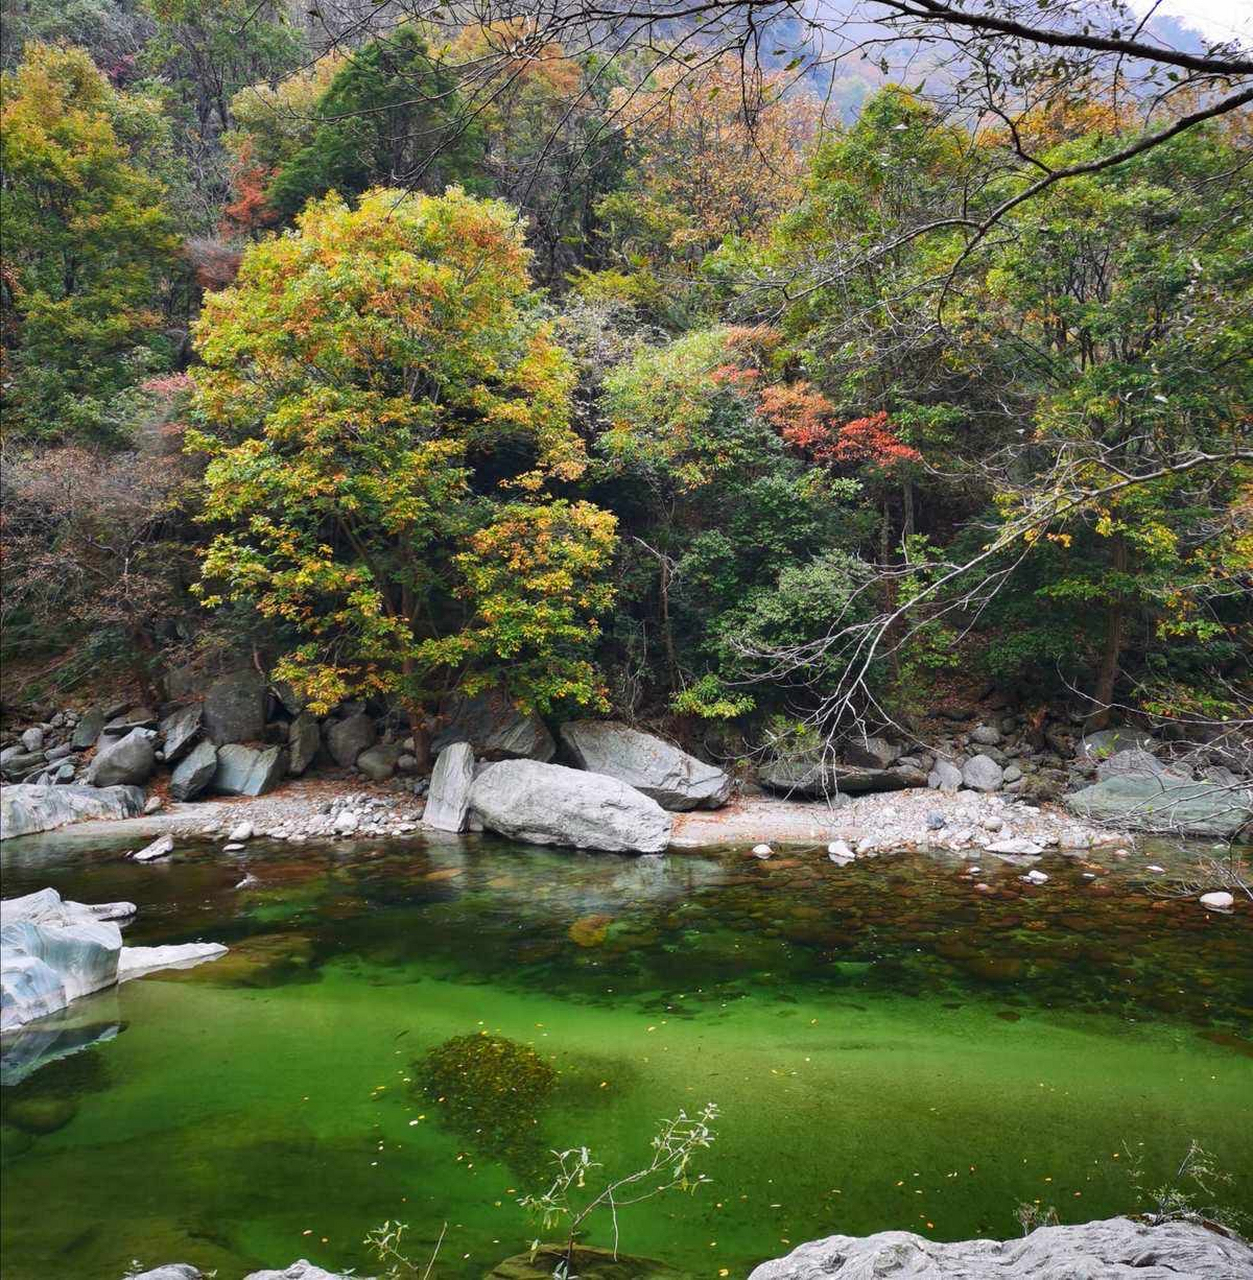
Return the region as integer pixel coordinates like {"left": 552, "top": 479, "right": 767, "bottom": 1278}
{"left": 902, "top": 479, "right": 915, "bottom": 545}
{"left": 408, "top": 712, "right": 433, "bottom": 773}
{"left": 1088, "top": 533, "right": 1128, "bottom": 729}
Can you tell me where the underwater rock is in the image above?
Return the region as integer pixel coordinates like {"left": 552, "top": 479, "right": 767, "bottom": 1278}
{"left": 133, "top": 832, "right": 174, "bottom": 862}
{"left": 470, "top": 759, "right": 672, "bottom": 853}
{"left": 559, "top": 720, "right": 732, "bottom": 810}
{"left": 748, "top": 1216, "right": 1253, "bottom": 1280}
{"left": 5, "top": 1094, "right": 79, "bottom": 1134}
{"left": 244, "top": 1263, "right": 359, "bottom": 1280}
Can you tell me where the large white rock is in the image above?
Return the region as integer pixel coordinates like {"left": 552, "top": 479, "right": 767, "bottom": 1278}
{"left": 559, "top": 721, "right": 732, "bottom": 811}
{"left": 0, "top": 783, "right": 145, "bottom": 840}
{"left": 1, "top": 889, "right": 227, "bottom": 1030}
{"left": 748, "top": 1216, "right": 1253, "bottom": 1280}
{"left": 469, "top": 759, "right": 672, "bottom": 853}
{"left": 1, "top": 890, "right": 123, "bottom": 1030}
{"left": 423, "top": 741, "right": 475, "bottom": 832}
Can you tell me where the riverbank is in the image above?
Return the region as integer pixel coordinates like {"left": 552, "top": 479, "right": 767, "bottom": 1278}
{"left": 5, "top": 777, "right": 1130, "bottom": 855}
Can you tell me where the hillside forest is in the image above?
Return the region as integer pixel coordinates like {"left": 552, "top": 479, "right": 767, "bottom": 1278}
{"left": 2, "top": 0, "right": 1250, "bottom": 773}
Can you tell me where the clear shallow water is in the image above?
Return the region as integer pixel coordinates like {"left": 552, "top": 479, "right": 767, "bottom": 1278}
{"left": 1, "top": 831, "right": 1250, "bottom": 1278}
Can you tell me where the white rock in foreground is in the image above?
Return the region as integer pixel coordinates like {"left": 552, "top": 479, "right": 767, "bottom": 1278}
{"left": 469, "top": 759, "right": 672, "bottom": 853}
{"left": 748, "top": 1216, "right": 1253, "bottom": 1280}
{"left": 1, "top": 888, "right": 226, "bottom": 1030}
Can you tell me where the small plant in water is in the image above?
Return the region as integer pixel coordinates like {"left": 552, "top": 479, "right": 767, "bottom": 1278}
{"left": 1123, "top": 1139, "right": 1248, "bottom": 1233}
{"left": 364, "top": 1219, "right": 445, "bottom": 1279}
{"left": 519, "top": 1102, "right": 719, "bottom": 1277}
{"left": 1015, "top": 1200, "right": 1059, "bottom": 1236}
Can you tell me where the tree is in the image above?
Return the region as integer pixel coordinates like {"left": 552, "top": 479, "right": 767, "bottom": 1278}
{"left": 266, "top": 25, "right": 485, "bottom": 221}
{"left": 0, "top": 43, "right": 179, "bottom": 440}
{"left": 190, "top": 187, "right": 617, "bottom": 767}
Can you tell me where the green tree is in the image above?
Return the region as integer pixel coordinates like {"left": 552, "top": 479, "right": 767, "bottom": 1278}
{"left": 0, "top": 43, "right": 179, "bottom": 440}
{"left": 190, "top": 187, "right": 617, "bottom": 767}
{"left": 266, "top": 26, "right": 484, "bottom": 222}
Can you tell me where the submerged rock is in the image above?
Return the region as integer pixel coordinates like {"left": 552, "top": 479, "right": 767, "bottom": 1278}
{"left": 423, "top": 741, "right": 474, "bottom": 832}
{"left": 748, "top": 1216, "right": 1253, "bottom": 1280}
{"left": 0, "top": 783, "right": 145, "bottom": 840}
{"left": 559, "top": 720, "right": 731, "bottom": 810}
{"left": 469, "top": 759, "right": 672, "bottom": 853}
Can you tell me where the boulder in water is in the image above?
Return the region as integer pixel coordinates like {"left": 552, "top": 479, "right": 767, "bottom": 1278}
{"left": 559, "top": 720, "right": 731, "bottom": 810}
{"left": 470, "top": 759, "right": 672, "bottom": 853}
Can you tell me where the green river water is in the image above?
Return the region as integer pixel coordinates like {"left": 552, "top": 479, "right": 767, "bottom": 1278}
{"left": 1, "top": 829, "right": 1250, "bottom": 1278}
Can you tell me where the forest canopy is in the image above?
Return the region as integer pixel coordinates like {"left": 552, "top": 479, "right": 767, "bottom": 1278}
{"left": 0, "top": 0, "right": 1249, "bottom": 757}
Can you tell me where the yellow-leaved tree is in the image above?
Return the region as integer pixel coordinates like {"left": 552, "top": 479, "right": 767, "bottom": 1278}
{"left": 190, "top": 187, "right": 617, "bottom": 766}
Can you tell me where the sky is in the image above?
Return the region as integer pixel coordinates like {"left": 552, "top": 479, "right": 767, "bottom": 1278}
{"left": 1138, "top": 0, "right": 1253, "bottom": 41}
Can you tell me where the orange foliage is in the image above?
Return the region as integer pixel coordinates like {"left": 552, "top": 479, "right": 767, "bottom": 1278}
{"left": 759, "top": 383, "right": 921, "bottom": 472}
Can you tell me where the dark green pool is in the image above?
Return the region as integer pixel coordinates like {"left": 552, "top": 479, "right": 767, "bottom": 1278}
{"left": 2, "top": 830, "right": 1250, "bottom": 1278}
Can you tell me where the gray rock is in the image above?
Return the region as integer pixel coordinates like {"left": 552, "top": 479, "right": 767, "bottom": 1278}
{"left": 71, "top": 707, "right": 106, "bottom": 749}
{"left": 433, "top": 687, "right": 556, "bottom": 761}
{"left": 843, "top": 735, "right": 902, "bottom": 770}
{"left": 203, "top": 669, "right": 268, "bottom": 745}
{"left": 926, "top": 810, "right": 946, "bottom": 830}
{"left": 357, "top": 742, "right": 403, "bottom": 781}
{"left": 969, "top": 724, "right": 1001, "bottom": 746}
{"left": 470, "top": 759, "right": 672, "bottom": 853}
{"left": 961, "top": 754, "right": 1004, "bottom": 792}
{"left": 1, "top": 751, "right": 47, "bottom": 778}
{"left": 928, "top": 759, "right": 963, "bottom": 791}
{"left": 326, "top": 712, "right": 376, "bottom": 768}
{"left": 423, "top": 742, "right": 475, "bottom": 832}
{"left": 747, "top": 1215, "right": 1253, "bottom": 1280}
{"left": 126, "top": 1268, "right": 204, "bottom": 1280}
{"left": 287, "top": 711, "right": 321, "bottom": 775}
{"left": 44, "top": 743, "right": 73, "bottom": 762}
{"left": 213, "top": 744, "right": 287, "bottom": 797}
{"left": 760, "top": 759, "right": 923, "bottom": 798}
{"left": 1078, "top": 727, "right": 1157, "bottom": 760}
{"left": 1064, "top": 775, "right": 1252, "bottom": 839}
{"left": 272, "top": 679, "right": 307, "bottom": 717}
{"left": 117, "top": 942, "right": 227, "bottom": 980}
{"left": 559, "top": 721, "right": 732, "bottom": 811}
{"left": 86, "top": 727, "right": 156, "bottom": 787}
{"left": 133, "top": 833, "right": 175, "bottom": 862}
{"left": 243, "top": 1262, "right": 359, "bottom": 1280}
{"left": 20, "top": 727, "right": 44, "bottom": 752}
{"left": 1096, "top": 748, "right": 1172, "bottom": 781}
{"left": 170, "top": 740, "right": 217, "bottom": 801}
{"left": 0, "top": 784, "right": 144, "bottom": 840}
{"left": 160, "top": 703, "right": 202, "bottom": 763}
{"left": 1002, "top": 764, "right": 1023, "bottom": 784}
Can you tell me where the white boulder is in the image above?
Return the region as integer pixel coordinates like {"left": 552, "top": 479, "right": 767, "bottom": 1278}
{"left": 423, "top": 742, "right": 475, "bottom": 832}
{"left": 469, "top": 759, "right": 672, "bottom": 853}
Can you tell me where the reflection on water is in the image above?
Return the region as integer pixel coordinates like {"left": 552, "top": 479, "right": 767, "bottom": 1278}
{"left": 1, "top": 831, "right": 1250, "bottom": 1278}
